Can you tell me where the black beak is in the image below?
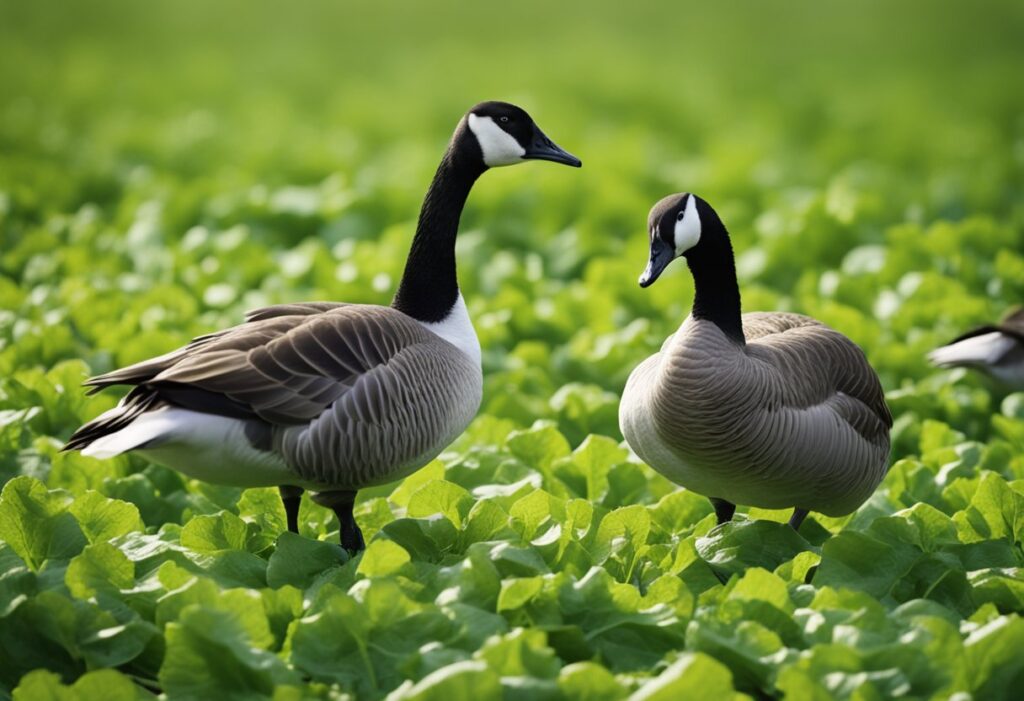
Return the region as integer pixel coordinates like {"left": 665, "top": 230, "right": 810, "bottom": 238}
{"left": 523, "top": 125, "right": 582, "bottom": 167}
{"left": 639, "top": 236, "right": 674, "bottom": 288}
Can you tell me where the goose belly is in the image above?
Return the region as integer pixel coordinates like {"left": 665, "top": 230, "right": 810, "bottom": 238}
{"left": 627, "top": 386, "right": 888, "bottom": 515}
{"left": 132, "top": 408, "right": 305, "bottom": 488}
{"left": 682, "top": 414, "right": 884, "bottom": 515}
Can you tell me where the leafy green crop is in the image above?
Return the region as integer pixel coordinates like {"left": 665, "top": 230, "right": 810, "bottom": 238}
{"left": 2, "top": 0, "right": 1024, "bottom": 699}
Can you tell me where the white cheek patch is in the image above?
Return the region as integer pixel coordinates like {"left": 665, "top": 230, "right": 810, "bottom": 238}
{"left": 673, "top": 194, "right": 701, "bottom": 254}
{"left": 467, "top": 114, "right": 526, "bottom": 167}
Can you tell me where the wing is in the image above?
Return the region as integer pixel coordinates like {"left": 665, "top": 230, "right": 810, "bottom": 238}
{"left": 745, "top": 314, "right": 892, "bottom": 443}
{"left": 85, "top": 304, "right": 442, "bottom": 426}
{"left": 83, "top": 301, "right": 348, "bottom": 391}
{"left": 740, "top": 311, "right": 824, "bottom": 342}
{"left": 243, "top": 301, "right": 352, "bottom": 322}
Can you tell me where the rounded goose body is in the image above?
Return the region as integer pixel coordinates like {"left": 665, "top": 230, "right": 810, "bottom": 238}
{"left": 928, "top": 308, "right": 1024, "bottom": 390}
{"left": 619, "top": 193, "right": 892, "bottom": 528}
{"left": 64, "top": 101, "right": 581, "bottom": 551}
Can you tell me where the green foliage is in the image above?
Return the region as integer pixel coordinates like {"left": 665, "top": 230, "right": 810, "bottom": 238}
{"left": 2, "top": 0, "right": 1024, "bottom": 698}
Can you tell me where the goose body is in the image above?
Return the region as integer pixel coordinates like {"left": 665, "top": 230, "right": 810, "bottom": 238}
{"left": 65, "top": 102, "right": 581, "bottom": 551}
{"left": 73, "top": 302, "right": 482, "bottom": 492}
{"left": 620, "top": 194, "right": 891, "bottom": 528}
{"left": 928, "top": 308, "right": 1024, "bottom": 390}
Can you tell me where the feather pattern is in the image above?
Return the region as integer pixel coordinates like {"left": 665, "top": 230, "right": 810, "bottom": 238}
{"left": 67, "top": 303, "right": 482, "bottom": 489}
{"left": 622, "top": 313, "right": 891, "bottom": 515}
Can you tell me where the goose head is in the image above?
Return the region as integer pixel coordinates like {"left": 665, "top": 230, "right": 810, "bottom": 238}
{"left": 458, "top": 101, "right": 582, "bottom": 169}
{"left": 639, "top": 192, "right": 713, "bottom": 287}
{"left": 638, "top": 190, "right": 737, "bottom": 286}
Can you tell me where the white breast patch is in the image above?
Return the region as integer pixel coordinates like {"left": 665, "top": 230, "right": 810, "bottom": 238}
{"left": 417, "top": 293, "right": 482, "bottom": 370}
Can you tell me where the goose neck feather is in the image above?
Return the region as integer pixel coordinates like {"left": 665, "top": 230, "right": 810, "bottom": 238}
{"left": 685, "top": 202, "right": 745, "bottom": 346}
{"left": 392, "top": 130, "right": 486, "bottom": 324}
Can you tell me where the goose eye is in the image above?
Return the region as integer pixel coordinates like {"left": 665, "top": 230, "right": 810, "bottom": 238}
{"left": 676, "top": 211, "right": 686, "bottom": 221}
{"left": 499, "top": 116, "right": 509, "bottom": 123}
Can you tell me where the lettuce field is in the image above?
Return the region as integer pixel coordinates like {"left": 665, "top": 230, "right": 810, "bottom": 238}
{"left": 2, "top": 1, "right": 1024, "bottom": 699}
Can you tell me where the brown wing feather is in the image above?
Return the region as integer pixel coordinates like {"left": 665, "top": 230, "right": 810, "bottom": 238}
{"left": 139, "top": 306, "right": 436, "bottom": 425}
{"left": 743, "top": 312, "right": 892, "bottom": 440}
{"left": 244, "top": 301, "right": 351, "bottom": 322}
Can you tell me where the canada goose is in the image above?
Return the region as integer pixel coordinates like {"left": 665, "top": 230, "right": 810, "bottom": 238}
{"left": 928, "top": 308, "right": 1024, "bottom": 390}
{"left": 64, "top": 101, "right": 581, "bottom": 553}
{"left": 619, "top": 193, "right": 892, "bottom": 530}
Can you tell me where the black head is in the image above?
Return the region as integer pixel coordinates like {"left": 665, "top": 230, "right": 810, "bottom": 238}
{"left": 639, "top": 193, "right": 705, "bottom": 287}
{"left": 458, "top": 101, "right": 582, "bottom": 169}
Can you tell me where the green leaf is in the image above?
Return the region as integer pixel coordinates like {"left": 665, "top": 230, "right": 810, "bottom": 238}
{"left": 266, "top": 532, "right": 346, "bottom": 589}
{"left": 509, "top": 489, "right": 563, "bottom": 542}
{"left": 474, "top": 628, "right": 560, "bottom": 678}
{"left": 407, "top": 480, "right": 474, "bottom": 528}
{"left": 953, "top": 471, "right": 1024, "bottom": 543}
{"left": 593, "top": 504, "right": 650, "bottom": 565}
{"left": 628, "top": 653, "right": 740, "bottom": 700}
{"left": 180, "top": 511, "right": 250, "bottom": 552}
{"left": 357, "top": 539, "right": 411, "bottom": 578}
{"left": 649, "top": 490, "right": 713, "bottom": 537}
{"left": 964, "top": 615, "right": 1024, "bottom": 697}
{"left": 68, "top": 490, "right": 143, "bottom": 544}
{"left": 498, "top": 577, "right": 545, "bottom": 612}
{"left": 463, "top": 499, "right": 511, "bottom": 544}
{"left": 12, "top": 668, "right": 154, "bottom": 701}
{"left": 65, "top": 542, "right": 134, "bottom": 598}
{"left": 237, "top": 487, "right": 288, "bottom": 544}
{"left": 558, "top": 567, "right": 686, "bottom": 671}
{"left": 562, "top": 434, "right": 630, "bottom": 502}
{"left": 388, "top": 461, "right": 446, "bottom": 509}
{"left": 969, "top": 569, "right": 1024, "bottom": 612}
{"left": 385, "top": 660, "right": 501, "bottom": 701}
{"left": 557, "top": 662, "right": 628, "bottom": 701}
{"left": 0, "top": 476, "right": 86, "bottom": 570}
{"left": 160, "top": 604, "right": 296, "bottom": 700}
{"left": 728, "top": 567, "right": 793, "bottom": 612}
{"left": 507, "top": 423, "right": 571, "bottom": 473}
{"left": 695, "top": 520, "right": 811, "bottom": 578}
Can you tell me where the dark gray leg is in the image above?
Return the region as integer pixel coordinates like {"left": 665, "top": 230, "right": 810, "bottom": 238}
{"left": 789, "top": 508, "right": 809, "bottom": 531}
{"left": 312, "top": 490, "right": 365, "bottom": 554}
{"left": 279, "top": 485, "right": 303, "bottom": 534}
{"left": 709, "top": 498, "right": 736, "bottom": 525}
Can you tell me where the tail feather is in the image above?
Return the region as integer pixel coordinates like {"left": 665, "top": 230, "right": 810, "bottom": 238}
{"left": 83, "top": 329, "right": 233, "bottom": 394}
{"left": 63, "top": 388, "right": 161, "bottom": 453}
{"left": 928, "top": 331, "right": 1015, "bottom": 368}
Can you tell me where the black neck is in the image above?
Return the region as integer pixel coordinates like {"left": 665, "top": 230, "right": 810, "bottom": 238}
{"left": 686, "top": 212, "right": 745, "bottom": 345}
{"left": 392, "top": 139, "right": 485, "bottom": 322}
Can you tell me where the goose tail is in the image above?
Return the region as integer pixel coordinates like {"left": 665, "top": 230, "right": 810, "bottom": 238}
{"left": 928, "top": 331, "right": 1014, "bottom": 369}
{"left": 63, "top": 387, "right": 163, "bottom": 457}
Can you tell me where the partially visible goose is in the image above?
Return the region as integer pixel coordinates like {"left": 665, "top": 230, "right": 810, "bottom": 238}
{"left": 928, "top": 308, "right": 1024, "bottom": 390}
{"left": 619, "top": 193, "right": 892, "bottom": 530}
{"left": 65, "top": 101, "right": 581, "bottom": 553}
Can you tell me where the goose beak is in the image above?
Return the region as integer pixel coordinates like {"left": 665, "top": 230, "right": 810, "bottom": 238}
{"left": 639, "top": 237, "right": 674, "bottom": 288}
{"left": 523, "top": 126, "right": 582, "bottom": 167}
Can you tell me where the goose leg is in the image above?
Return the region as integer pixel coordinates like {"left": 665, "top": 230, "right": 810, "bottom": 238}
{"left": 789, "top": 508, "right": 809, "bottom": 531}
{"left": 279, "top": 485, "right": 303, "bottom": 534}
{"left": 312, "top": 490, "right": 365, "bottom": 554}
{"left": 709, "top": 498, "right": 736, "bottom": 525}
